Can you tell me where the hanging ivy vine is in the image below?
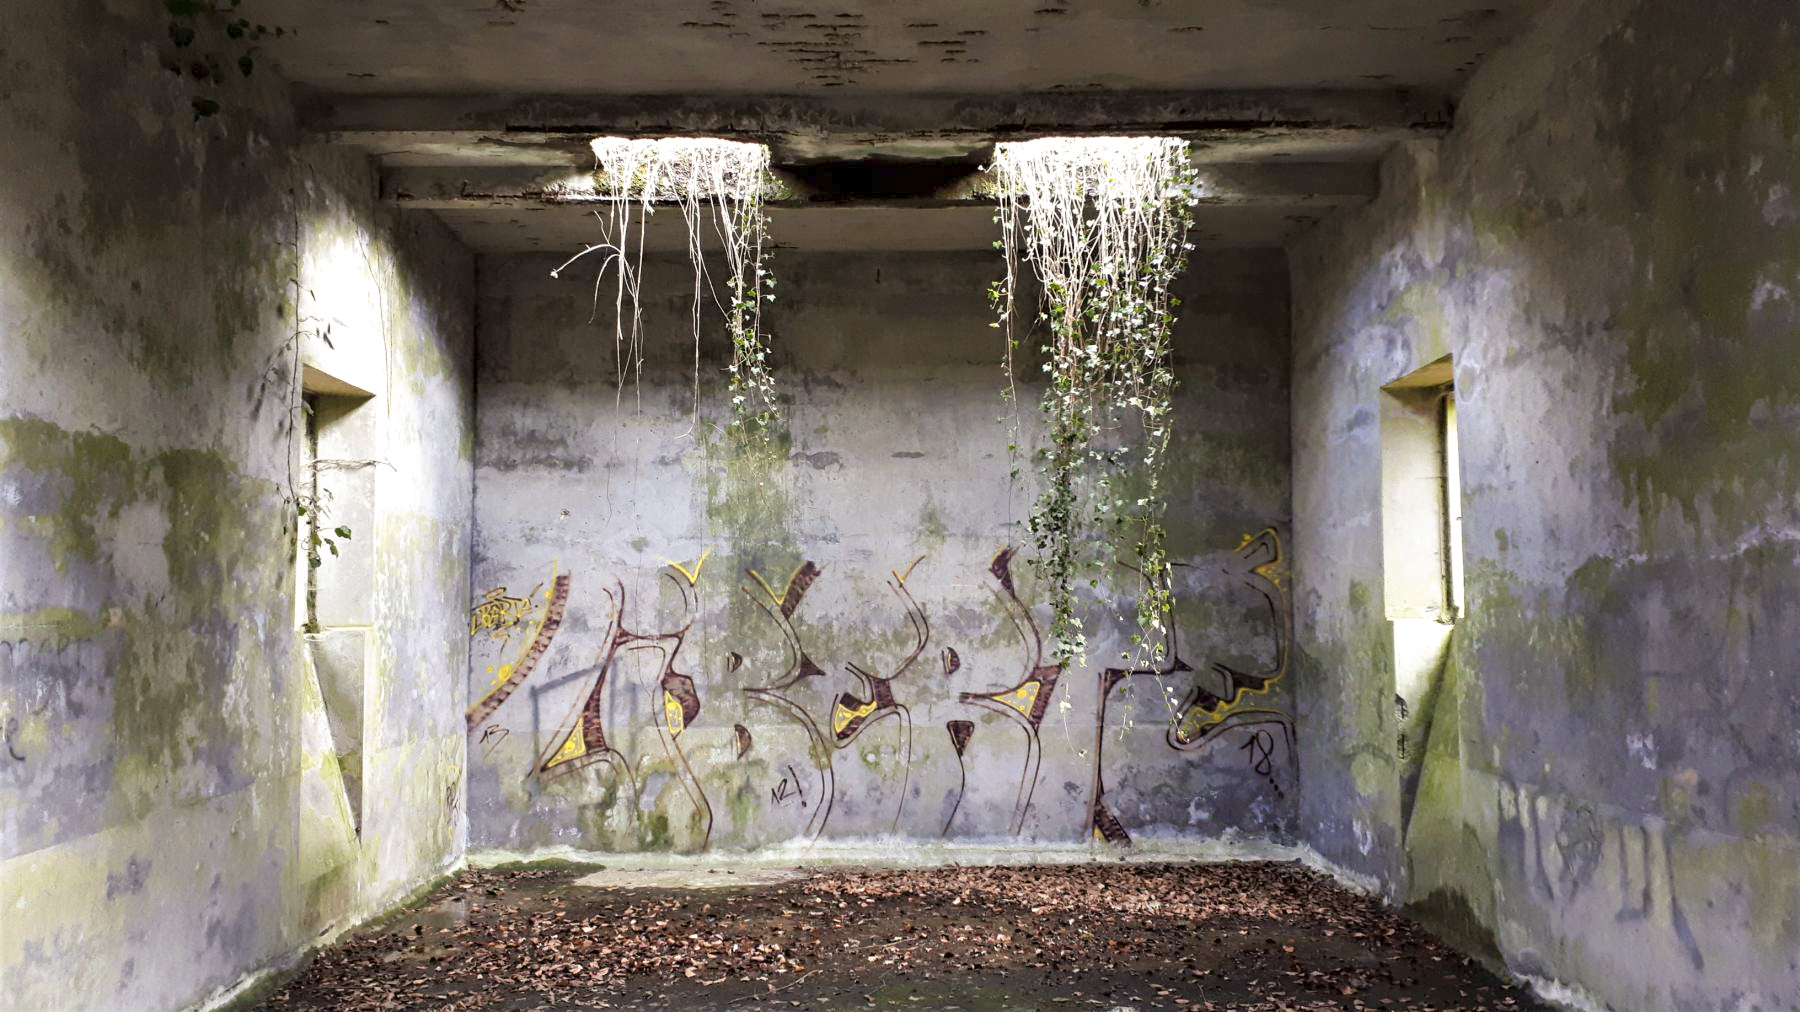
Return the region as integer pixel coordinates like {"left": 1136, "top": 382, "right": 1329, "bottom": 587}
{"left": 990, "top": 137, "right": 1199, "bottom": 666}
{"left": 550, "top": 138, "right": 779, "bottom": 434}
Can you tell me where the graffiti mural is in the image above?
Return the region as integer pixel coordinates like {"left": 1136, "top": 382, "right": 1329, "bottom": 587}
{"left": 737, "top": 557, "right": 932, "bottom": 838}
{"left": 467, "top": 528, "right": 1295, "bottom": 852}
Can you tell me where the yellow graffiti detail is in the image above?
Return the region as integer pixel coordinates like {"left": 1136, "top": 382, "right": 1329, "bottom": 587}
{"left": 1239, "top": 528, "right": 1285, "bottom": 589}
{"left": 892, "top": 554, "right": 925, "bottom": 587}
{"left": 546, "top": 722, "right": 587, "bottom": 769}
{"left": 1252, "top": 559, "right": 1283, "bottom": 589}
{"left": 664, "top": 547, "right": 713, "bottom": 588}
{"left": 1173, "top": 672, "right": 1283, "bottom": 744}
{"left": 470, "top": 586, "right": 536, "bottom": 637}
{"left": 832, "top": 698, "right": 880, "bottom": 735}
{"left": 995, "top": 680, "right": 1041, "bottom": 719}
{"left": 1174, "top": 709, "right": 1205, "bottom": 744}
{"left": 748, "top": 569, "right": 783, "bottom": 609}
{"left": 664, "top": 691, "right": 686, "bottom": 737}
{"left": 1177, "top": 704, "right": 1286, "bottom": 746}
{"left": 469, "top": 563, "right": 560, "bottom": 718}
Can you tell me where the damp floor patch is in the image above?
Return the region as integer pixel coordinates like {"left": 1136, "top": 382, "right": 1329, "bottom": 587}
{"left": 572, "top": 866, "right": 811, "bottom": 890}
{"left": 250, "top": 861, "right": 1545, "bottom": 1011}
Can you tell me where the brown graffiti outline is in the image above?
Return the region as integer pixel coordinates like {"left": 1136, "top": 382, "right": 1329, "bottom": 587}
{"left": 740, "top": 562, "right": 836, "bottom": 842}
{"left": 959, "top": 546, "right": 1064, "bottom": 836}
{"left": 648, "top": 568, "right": 715, "bottom": 850}
{"left": 942, "top": 719, "right": 975, "bottom": 836}
{"left": 829, "top": 560, "right": 928, "bottom": 832}
{"left": 533, "top": 568, "right": 716, "bottom": 850}
{"left": 1088, "top": 579, "right": 1194, "bottom": 847}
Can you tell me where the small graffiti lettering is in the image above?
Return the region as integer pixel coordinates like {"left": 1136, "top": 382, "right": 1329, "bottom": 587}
{"left": 1241, "top": 729, "right": 1275, "bottom": 776}
{"left": 1240, "top": 728, "right": 1285, "bottom": 800}
{"left": 470, "top": 584, "right": 540, "bottom": 638}
{"left": 478, "top": 723, "right": 510, "bottom": 759}
{"left": 771, "top": 765, "right": 809, "bottom": 808}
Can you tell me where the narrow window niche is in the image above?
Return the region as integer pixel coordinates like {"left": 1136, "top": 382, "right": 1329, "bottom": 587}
{"left": 297, "top": 363, "right": 376, "bottom": 837}
{"left": 1380, "top": 356, "right": 1466, "bottom": 832}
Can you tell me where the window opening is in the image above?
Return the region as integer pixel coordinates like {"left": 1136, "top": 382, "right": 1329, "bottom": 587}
{"left": 1381, "top": 356, "right": 1464, "bottom": 839}
{"left": 1442, "top": 392, "right": 1465, "bottom": 620}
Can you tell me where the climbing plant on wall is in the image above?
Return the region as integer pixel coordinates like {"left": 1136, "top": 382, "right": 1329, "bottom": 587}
{"left": 161, "top": 0, "right": 290, "bottom": 119}
{"left": 990, "top": 137, "right": 1199, "bottom": 666}
{"left": 551, "top": 138, "right": 780, "bottom": 434}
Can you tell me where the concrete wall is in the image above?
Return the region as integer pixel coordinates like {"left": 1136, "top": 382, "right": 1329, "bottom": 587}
{"left": 467, "top": 248, "right": 1295, "bottom": 854}
{"left": 1289, "top": 0, "right": 1800, "bottom": 1008}
{"left": 0, "top": 2, "right": 476, "bottom": 1009}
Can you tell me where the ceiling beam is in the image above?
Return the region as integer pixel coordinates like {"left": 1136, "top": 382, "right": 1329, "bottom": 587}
{"left": 421, "top": 203, "right": 1336, "bottom": 254}
{"left": 380, "top": 160, "right": 1377, "bottom": 210}
{"left": 306, "top": 88, "right": 1450, "bottom": 164}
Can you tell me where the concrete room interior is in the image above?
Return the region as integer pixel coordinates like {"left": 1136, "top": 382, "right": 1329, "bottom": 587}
{"left": 0, "top": 0, "right": 1795, "bottom": 1009}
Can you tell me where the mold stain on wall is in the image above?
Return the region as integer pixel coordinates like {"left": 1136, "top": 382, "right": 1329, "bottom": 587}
{"left": 1288, "top": 1, "right": 1800, "bottom": 1008}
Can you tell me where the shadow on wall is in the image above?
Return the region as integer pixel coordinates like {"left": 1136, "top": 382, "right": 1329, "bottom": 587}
{"left": 464, "top": 529, "right": 1296, "bottom": 852}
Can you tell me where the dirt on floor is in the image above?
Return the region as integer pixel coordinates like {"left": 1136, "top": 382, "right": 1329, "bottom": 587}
{"left": 251, "top": 861, "right": 1546, "bottom": 1012}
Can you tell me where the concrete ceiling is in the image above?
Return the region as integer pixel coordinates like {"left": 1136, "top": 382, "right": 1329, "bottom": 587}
{"left": 266, "top": 0, "right": 1538, "bottom": 96}
{"left": 276, "top": 1, "right": 1550, "bottom": 252}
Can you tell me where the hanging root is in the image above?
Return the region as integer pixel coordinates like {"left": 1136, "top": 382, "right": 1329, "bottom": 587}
{"left": 990, "top": 137, "right": 1199, "bottom": 668}
{"left": 554, "top": 137, "right": 778, "bottom": 432}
